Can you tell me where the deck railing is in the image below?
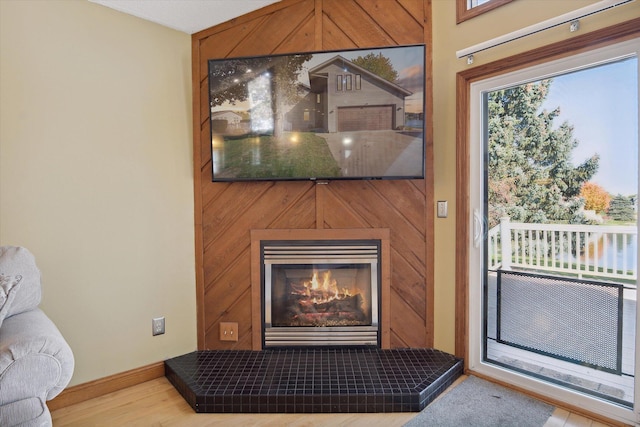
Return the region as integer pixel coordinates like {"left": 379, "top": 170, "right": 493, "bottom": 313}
{"left": 488, "top": 217, "right": 637, "bottom": 282}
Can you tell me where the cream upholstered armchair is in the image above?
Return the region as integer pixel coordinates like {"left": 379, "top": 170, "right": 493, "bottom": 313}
{"left": 0, "top": 246, "right": 74, "bottom": 427}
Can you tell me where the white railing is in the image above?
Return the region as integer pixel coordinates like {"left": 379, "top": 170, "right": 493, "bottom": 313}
{"left": 488, "top": 217, "right": 637, "bottom": 282}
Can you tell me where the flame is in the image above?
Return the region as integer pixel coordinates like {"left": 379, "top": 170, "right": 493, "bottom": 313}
{"left": 299, "top": 270, "right": 357, "bottom": 304}
{"left": 283, "top": 268, "right": 370, "bottom": 327}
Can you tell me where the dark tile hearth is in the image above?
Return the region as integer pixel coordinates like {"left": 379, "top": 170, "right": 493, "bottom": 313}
{"left": 165, "top": 348, "right": 463, "bottom": 413}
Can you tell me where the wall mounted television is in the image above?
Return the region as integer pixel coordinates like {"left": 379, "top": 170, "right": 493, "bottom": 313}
{"left": 208, "top": 44, "right": 425, "bottom": 182}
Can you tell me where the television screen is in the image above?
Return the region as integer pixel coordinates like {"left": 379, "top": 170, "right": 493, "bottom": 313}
{"left": 208, "top": 44, "right": 425, "bottom": 182}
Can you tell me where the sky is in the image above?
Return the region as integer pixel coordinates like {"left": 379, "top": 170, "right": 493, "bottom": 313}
{"left": 541, "top": 56, "right": 638, "bottom": 196}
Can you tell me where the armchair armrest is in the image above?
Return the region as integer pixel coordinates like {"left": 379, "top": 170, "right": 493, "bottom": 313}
{"left": 0, "top": 308, "right": 74, "bottom": 404}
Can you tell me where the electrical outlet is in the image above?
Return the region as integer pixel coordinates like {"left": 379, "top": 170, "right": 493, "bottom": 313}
{"left": 219, "top": 322, "right": 238, "bottom": 342}
{"left": 152, "top": 317, "right": 165, "bottom": 336}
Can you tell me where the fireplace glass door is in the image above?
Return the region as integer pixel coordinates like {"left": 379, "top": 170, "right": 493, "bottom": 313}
{"left": 270, "top": 263, "right": 373, "bottom": 327}
{"left": 262, "top": 243, "right": 380, "bottom": 347}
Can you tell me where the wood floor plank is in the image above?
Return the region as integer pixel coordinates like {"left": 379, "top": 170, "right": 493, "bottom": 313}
{"left": 544, "top": 408, "right": 571, "bottom": 427}
{"left": 51, "top": 378, "right": 417, "bottom": 426}
{"left": 51, "top": 375, "right": 612, "bottom": 427}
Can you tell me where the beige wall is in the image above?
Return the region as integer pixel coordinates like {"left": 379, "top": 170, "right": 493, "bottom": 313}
{"left": 431, "top": 0, "right": 640, "bottom": 353}
{"left": 1, "top": 0, "right": 637, "bottom": 388}
{"left": 0, "top": 0, "right": 196, "bottom": 385}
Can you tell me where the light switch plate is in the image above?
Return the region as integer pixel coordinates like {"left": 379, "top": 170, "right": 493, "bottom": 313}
{"left": 220, "top": 322, "right": 239, "bottom": 341}
{"left": 437, "top": 201, "right": 448, "bottom": 218}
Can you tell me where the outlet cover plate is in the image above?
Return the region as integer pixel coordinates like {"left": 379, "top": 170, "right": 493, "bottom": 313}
{"left": 152, "top": 317, "right": 165, "bottom": 336}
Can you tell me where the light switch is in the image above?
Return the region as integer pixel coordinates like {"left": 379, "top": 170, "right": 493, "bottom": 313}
{"left": 437, "top": 201, "right": 448, "bottom": 218}
{"left": 220, "top": 322, "right": 238, "bottom": 342}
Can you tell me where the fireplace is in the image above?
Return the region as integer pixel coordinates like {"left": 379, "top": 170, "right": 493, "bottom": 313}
{"left": 262, "top": 241, "right": 380, "bottom": 347}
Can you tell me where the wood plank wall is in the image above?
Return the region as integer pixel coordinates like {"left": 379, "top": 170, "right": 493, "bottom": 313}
{"left": 192, "top": 0, "right": 433, "bottom": 350}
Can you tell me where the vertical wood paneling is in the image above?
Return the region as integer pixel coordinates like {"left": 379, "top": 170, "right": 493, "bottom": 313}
{"left": 423, "top": 0, "right": 434, "bottom": 348}
{"left": 199, "top": 82, "right": 210, "bottom": 127}
{"left": 321, "top": 14, "right": 357, "bottom": 51}
{"left": 230, "top": 0, "right": 315, "bottom": 55}
{"left": 192, "top": 34, "right": 206, "bottom": 349}
{"left": 193, "top": 0, "right": 432, "bottom": 350}
{"left": 199, "top": 125, "right": 211, "bottom": 169}
{"left": 322, "top": 0, "right": 397, "bottom": 47}
{"left": 204, "top": 255, "right": 251, "bottom": 330}
{"left": 274, "top": 15, "right": 316, "bottom": 54}
{"left": 390, "top": 289, "right": 427, "bottom": 346}
{"left": 208, "top": 289, "right": 254, "bottom": 349}
{"left": 322, "top": 188, "right": 370, "bottom": 228}
{"left": 390, "top": 247, "right": 426, "bottom": 317}
{"left": 198, "top": 17, "right": 268, "bottom": 79}
{"left": 354, "top": 0, "right": 424, "bottom": 45}
{"left": 398, "top": 0, "right": 427, "bottom": 24}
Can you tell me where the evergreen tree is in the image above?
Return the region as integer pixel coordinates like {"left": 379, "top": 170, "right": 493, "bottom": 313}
{"left": 607, "top": 194, "right": 635, "bottom": 222}
{"left": 487, "top": 80, "right": 599, "bottom": 228}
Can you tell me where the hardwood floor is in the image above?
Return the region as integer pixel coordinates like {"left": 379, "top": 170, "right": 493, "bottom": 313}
{"left": 50, "top": 376, "right": 615, "bottom": 426}
{"left": 544, "top": 409, "right": 614, "bottom": 427}
{"left": 50, "top": 377, "right": 416, "bottom": 427}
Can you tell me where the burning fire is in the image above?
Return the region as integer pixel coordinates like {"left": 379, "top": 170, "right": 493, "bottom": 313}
{"left": 279, "top": 268, "right": 370, "bottom": 327}
{"left": 299, "top": 270, "right": 353, "bottom": 304}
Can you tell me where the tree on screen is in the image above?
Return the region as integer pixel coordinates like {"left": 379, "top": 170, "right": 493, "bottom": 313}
{"left": 209, "top": 54, "right": 312, "bottom": 137}
{"left": 351, "top": 53, "right": 398, "bottom": 83}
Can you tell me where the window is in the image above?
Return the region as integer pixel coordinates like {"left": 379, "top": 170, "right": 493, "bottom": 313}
{"left": 338, "top": 74, "right": 357, "bottom": 91}
{"left": 456, "top": 0, "right": 513, "bottom": 23}
{"left": 458, "top": 32, "right": 640, "bottom": 424}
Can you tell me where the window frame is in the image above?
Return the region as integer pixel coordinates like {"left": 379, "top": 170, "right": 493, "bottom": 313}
{"left": 455, "top": 21, "right": 640, "bottom": 425}
{"left": 456, "top": 0, "right": 513, "bottom": 24}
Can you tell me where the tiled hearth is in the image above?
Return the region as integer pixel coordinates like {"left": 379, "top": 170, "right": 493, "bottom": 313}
{"left": 165, "top": 348, "right": 463, "bottom": 413}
